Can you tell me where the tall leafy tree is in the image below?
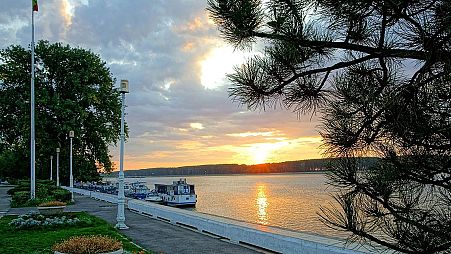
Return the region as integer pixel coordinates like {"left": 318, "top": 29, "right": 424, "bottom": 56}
{"left": 208, "top": 0, "right": 451, "bottom": 253}
{"left": 0, "top": 41, "right": 123, "bottom": 183}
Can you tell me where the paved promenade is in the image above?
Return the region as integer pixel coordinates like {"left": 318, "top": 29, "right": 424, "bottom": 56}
{"left": 0, "top": 185, "right": 13, "bottom": 217}
{"left": 0, "top": 187, "right": 261, "bottom": 254}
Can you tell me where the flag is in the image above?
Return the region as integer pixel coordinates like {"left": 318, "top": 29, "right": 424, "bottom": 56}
{"left": 33, "top": 0, "right": 38, "bottom": 12}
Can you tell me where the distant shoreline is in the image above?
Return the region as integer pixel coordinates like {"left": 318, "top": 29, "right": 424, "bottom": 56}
{"left": 103, "top": 171, "right": 330, "bottom": 179}
{"left": 104, "top": 157, "right": 378, "bottom": 178}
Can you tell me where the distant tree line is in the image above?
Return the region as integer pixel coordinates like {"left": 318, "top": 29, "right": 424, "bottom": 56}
{"left": 107, "top": 157, "right": 378, "bottom": 177}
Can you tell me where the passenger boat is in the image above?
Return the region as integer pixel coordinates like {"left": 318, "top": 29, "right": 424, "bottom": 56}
{"left": 154, "top": 178, "right": 196, "bottom": 207}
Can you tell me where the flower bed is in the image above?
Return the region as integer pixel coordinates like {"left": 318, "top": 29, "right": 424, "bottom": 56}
{"left": 39, "top": 201, "right": 67, "bottom": 207}
{"left": 9, "top": 212, "right": 80, "bottom": 229}
{"left": 52, "top": 235, "right": 123, "bottom": 254}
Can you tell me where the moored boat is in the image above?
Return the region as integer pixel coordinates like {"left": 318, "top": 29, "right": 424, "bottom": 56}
{"left": 129, "top": 181, "right": 150, "bottom": 199}
{"left": 144, "top": 190, "right": 163, "bottom": 203}
{"left": 155, "top": 178, "right": 196, "bottom": 207}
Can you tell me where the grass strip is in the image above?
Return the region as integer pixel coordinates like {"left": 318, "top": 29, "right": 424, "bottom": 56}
{"left": 0, "top": 212, "right": 150, "bottom": 254}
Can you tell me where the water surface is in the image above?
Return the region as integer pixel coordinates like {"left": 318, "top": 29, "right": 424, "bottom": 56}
{"left": 114, "top": 173, "right": 343, "bottom": 237}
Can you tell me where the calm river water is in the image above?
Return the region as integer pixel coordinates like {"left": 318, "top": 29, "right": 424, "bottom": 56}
{"left": 116, "top": 173, "right": 342, "bottom": 237}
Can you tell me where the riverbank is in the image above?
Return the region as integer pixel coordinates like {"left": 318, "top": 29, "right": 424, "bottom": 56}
{"left": 0, "top": 186, "right": 260, "bottom": 254}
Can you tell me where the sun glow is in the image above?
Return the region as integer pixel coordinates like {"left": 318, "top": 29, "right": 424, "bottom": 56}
{"left": 200, "top": 45, "right": 255, "bottom": 89}
{"left": 248, "top": 142, "right": 290, "bottom": 164}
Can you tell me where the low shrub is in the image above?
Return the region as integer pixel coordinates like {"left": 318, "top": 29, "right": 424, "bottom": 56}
{"left": 8, "top": 212, "right": 80, "bottom": 230}
{"left": 53, "top": 188, "right": 72, "bottom": 202}
{"left": 5, "top": 177, "right": 19, "bottom": 185}
{"left": 9, "top": 181, "right": 71, "bottom": 207}
{"left": 10, "top": 191, "right": 51, "bottom": 208}
{"left": 52, "top": 235, "right": 122, "bottom": 254}
{"left": 10, "top": 191, "right": 33, "bottom": 207}
{"left": 7, "top": 185, "right": 29, "bottom": 195}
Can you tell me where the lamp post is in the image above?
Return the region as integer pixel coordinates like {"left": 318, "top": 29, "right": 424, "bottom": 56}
{"left": 56, "top": 148, "right": 60, "bottom": 186}
{"left": 69, "top": 131, "right": 74, "bottom": 202}
{"left": 30, "top": 0, "right": 36, "bottom": 200}
{"left": 50, "top": 155, "right": 53, "bottom": 180}
{"left": 116, "top": 79, "right": 129, "bottom": 230}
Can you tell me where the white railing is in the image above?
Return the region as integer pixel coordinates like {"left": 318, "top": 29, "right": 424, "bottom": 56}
{"left": 65, "top": 187, "right": 370, "bottom": 254}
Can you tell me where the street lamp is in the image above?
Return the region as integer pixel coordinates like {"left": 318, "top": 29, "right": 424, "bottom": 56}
{"left": 69, "top": 130, "right": 74, "bottom": 202}
{"left": 116, "top": 79, "right": 129, "bottom": 230}
{"left": 56, "top": 148, "right": 60, "bottom": 186}
{"left": 50, "top": 155, "right": 53, "bottom": 180}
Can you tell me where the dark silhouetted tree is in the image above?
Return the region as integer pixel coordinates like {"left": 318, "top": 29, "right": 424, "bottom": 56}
{"left": 207, "top": 0, "right": 451, "bottom": 253}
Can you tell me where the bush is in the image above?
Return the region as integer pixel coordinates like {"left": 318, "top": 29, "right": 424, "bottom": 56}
{"left": 53, "top": 189, "right": 72, "bottom": 202}
{"left": 52, "top": 235, "right": 122, "bottom": 254}
{"left": 11, "top": 191, "right": 31, "bottom": 205}
{"left": 7, "top": 185, "right": 29, "bottom": 196}
{"left": 8, "top": 181, "right": 71, "bottom": 207}
{"left": 5, "top": 177, "right": 19, "bottom": 185}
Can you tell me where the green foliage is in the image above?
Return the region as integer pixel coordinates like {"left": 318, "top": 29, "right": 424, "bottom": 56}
{"left": 9, "top": 180, "right": 71, "bottom": 207}
{"left": 0, "top": 212, "right": 149, "bottom": 254}
{"left": 53, "top": 189, "right": 72, "bottom": 202}
{"left": 0, "top": 41, "right": 124, "bottom": 182}
{"left": 208, "top": 0, "right": 451, "bottom": 253}
{"left": 10, "top": 191, "right": 31, "bottom": 207}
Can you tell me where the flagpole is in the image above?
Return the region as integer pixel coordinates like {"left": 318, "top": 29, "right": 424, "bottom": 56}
{"left": 30, "top": 3, "right": 36, "bottom": 200}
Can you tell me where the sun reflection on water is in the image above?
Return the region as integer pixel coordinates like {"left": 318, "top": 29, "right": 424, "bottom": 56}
{"left": 256, "top": 185, "right": 269, "bottom": 225}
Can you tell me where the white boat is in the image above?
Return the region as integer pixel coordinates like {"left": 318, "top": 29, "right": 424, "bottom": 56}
{"left": 145, "top": 190, "right": 163, "bottom": 202}
{"left": 115, "top": 181, "right": 150, "bottom": 199}
{"left": 155, "top": 178, "right": 197, "bottom": 207}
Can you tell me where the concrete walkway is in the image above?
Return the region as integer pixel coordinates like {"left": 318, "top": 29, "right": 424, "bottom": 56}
{"left": 0, "top": 185, "right": 13, "bottom": 217}
{"left": 2, "top": 189, "right": 262, "bottom": 254}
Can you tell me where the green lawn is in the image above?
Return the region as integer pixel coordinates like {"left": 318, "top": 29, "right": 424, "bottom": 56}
{"left": 0, "top": 212, "right": 150, "bottom": 254}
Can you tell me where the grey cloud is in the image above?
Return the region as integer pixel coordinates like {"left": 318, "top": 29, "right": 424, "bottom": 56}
{"left": 2, "top": 0, "right": 321, "bottom": 168}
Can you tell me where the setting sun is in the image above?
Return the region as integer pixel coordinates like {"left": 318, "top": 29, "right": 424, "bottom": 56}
{"left": 248, "top": 142, "right": 290, "bottom": 165}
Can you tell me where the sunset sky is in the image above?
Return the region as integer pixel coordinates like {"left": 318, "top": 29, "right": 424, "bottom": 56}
{"left": 1, "top": 0, "right": 324, "bottom": 170}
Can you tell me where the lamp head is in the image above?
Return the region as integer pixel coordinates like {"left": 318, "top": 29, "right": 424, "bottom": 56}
{"left": 120, "top": 80, "right": 129, "bottom": 93}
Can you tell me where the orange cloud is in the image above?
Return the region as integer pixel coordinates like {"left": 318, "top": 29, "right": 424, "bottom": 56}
{"left": 182, "top": 42, "right": 195, "bottom": 52}
{"left": 186, "top": 17, "right": 203, "bottom": 31}
{"left": 175, "top": 14, "right": 214, "bottom": 33}
{"left": 60, "top": 0, "right": 73, "bottom": 28}
{"left": 113, "top": 135, "right": 324, "bottom": 170}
